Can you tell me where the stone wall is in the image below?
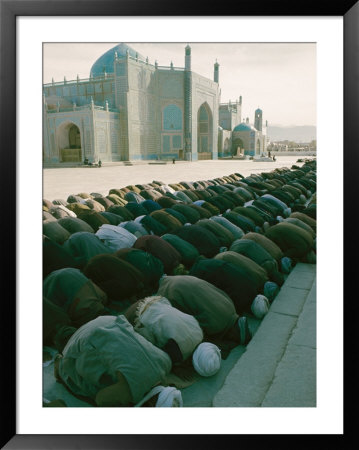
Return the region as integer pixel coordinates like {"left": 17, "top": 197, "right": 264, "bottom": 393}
{"left": 43, "top": 108, "right": 120, "bottom": 164}
{"left": 219, "top": 104, "right": 241, "bottom": 131}
{"left": 43, "top": 110, "right": 91, "bottom": 164}
{"left": 218, "top": 129, "right": 232, "bottom": 156}
{"left": 127, "top": 60, "right": 160, "bottom": 160}
{"left": 191, "top": 72, "right": 219, "bottom": 161}
{"left": 158, "top": 70, "right": 185, "bottom": 159}
{"left": 93, "top": 110, "right": 120, "bottom": 162}
{"left": 43, "top": 76, "right": 116, "bottom": 110}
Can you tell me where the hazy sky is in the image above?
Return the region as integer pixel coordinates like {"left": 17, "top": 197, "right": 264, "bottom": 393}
{"left": 43, "top": 42, "right": 316, "bottom": 127}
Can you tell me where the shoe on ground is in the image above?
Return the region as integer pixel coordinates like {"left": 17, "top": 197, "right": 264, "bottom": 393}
{"left": 251, "top": 294, "right": 270, "bottom": 319}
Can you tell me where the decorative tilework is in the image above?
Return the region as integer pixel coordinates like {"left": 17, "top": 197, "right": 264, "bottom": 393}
{"left": 162, "top": 135, "right": 171, "bottom": 152}
{"left": 172, "top": 135, "right": 182, "bottom": 149}
{"left": 199, "top": 105, "right": 209, "bottom": 121}
{"left": 163, "top": 104, "right": 182, "bottom": 130}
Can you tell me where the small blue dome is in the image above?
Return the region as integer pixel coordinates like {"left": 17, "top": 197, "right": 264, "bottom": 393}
{"left": 233, "top": 123, "right": 253, "bottom": 132}
{"left": 90, "top": 43, "right": 145, "bottom": 77}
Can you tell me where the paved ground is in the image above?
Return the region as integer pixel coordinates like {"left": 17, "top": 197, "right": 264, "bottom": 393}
{"left": 43, "top": 156, "right": 307, "bottom": 201}
{"left": 213, "top": 263, "right": 316, "bottom": 407}
{"left": 43, "top": 263, "right": 316, "bottom": 408}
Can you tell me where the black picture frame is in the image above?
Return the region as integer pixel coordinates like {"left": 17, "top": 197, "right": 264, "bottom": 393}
{"left": 1, "top": 0, "right": 356, "bottom": 448}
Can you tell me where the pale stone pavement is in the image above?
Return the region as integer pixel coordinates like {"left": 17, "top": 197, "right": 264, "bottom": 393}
{"left": 43, "top": 157, "right": 307, "bottom": 201}
{"left": 213, "top": 263, "right": 316, "bottom": 407}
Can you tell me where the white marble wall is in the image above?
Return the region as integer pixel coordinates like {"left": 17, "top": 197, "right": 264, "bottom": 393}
{"left": 218, "top": 128, "right": 232, "bottom": 156}
{"left": 44, "top": 52, "right": 222, "bottom": 164}
{"left": 191, "top": 72, "right": 219, "bottom": 160}
{"left": 43, "top": 108, "right": 120, "bottom": 164}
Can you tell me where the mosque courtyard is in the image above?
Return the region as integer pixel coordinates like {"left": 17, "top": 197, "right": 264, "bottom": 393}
{"left": 42, "top": 155, "right": 316, "bottom": 409}
{"left": 43, "top": 156, "right": 307, "bottom": 202}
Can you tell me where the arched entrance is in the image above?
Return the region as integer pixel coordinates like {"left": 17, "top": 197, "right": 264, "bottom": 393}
{"left": 197, "top": 103, "right": 213, "bottom": 160}
{"left": 232, "top": 137, "right": 244, "bottom": 156}
{"left": 69, "top": 124, "right": 81, "bottom": 149}
{"left": 57, "top": 122, "right": 82, "bottom": 162}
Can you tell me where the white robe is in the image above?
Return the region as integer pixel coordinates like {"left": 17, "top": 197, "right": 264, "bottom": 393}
{"left": 135, "top": 296, "right": 203, "bottom": 361}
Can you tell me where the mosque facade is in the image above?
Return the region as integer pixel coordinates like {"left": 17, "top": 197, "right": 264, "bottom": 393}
{"left": 231, "top": 109, "right": 269, "bottom": 157}
{"left": 43, "top": 43, "right": 268, "bottom": 165}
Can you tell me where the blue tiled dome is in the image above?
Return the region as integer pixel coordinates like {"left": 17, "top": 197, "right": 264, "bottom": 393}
{"left": 90, "top": 43, "right": 144, "bottom": 77}
{"left": 233, "top": 123, "right": 253, "bottom": 132}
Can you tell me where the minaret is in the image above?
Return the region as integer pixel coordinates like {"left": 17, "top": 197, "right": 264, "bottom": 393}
{"left": 254, "top": 108, "right": 263, "bottom": 132}
{"left": 235, "top": 97, "right": 242, "bottom": 126}
{"left": 214, "top": 60, "right": 219, "bottom": 83}
{"left": 185, "top": 44, "right": 191, "bottom": 71}
{"left": 184, "top": 45, "right": 192, "bottom": 156}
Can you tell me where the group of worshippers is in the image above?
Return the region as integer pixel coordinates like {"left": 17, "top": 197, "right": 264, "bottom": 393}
{"left": 42, "top": 158, "right": 317, "bottom": 408}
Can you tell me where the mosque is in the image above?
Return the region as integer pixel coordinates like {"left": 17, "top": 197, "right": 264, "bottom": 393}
{"left": 43, "top": 43, "right": 268, "bottom": 165}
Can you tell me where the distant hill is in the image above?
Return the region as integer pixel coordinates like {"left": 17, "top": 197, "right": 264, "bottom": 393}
{"left": 267, "top": 126, "right": 316, "bottom": 143}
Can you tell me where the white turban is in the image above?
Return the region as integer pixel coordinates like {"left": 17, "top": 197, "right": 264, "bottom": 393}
{"left": 135, "top": 385, "right": 183, "bottom": 407}
{"left": 156, "top": 386, "right": 183, "bottom": 407}
{"left": 192, "top": 342, "right": 221, "bottom": 377}
{"left": 251, "top": 294, "right": 270, "bottom": 319}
